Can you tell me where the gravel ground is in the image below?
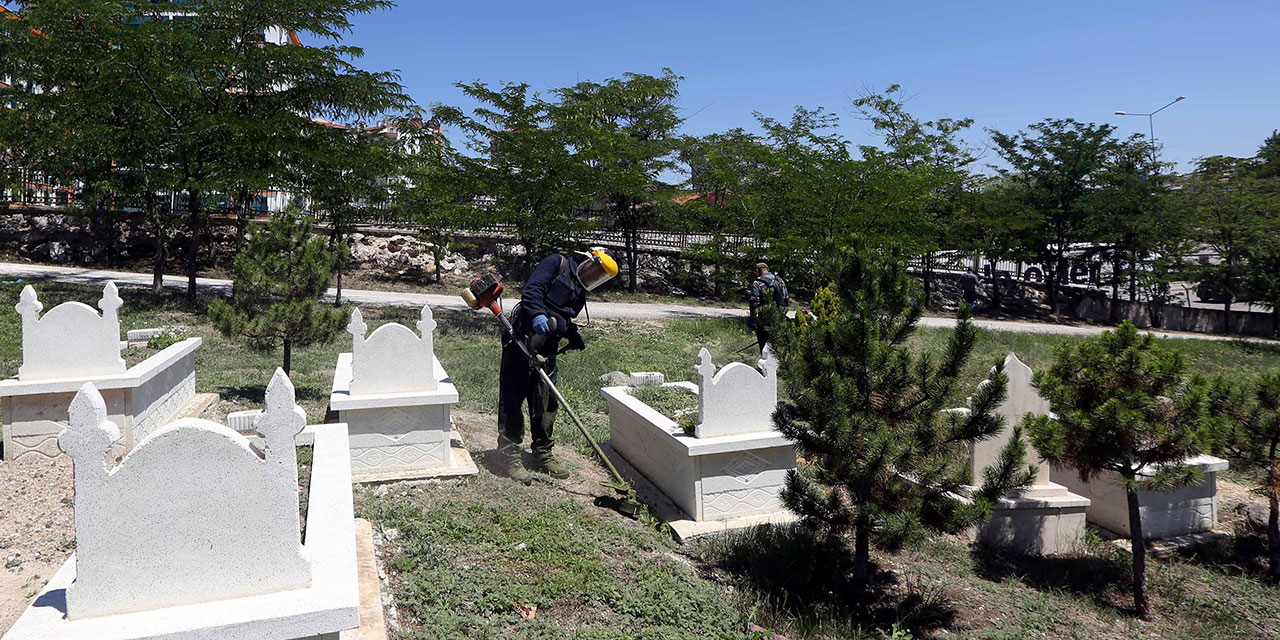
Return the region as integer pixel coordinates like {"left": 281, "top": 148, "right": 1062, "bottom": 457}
{"left": 0, "top": 455, "right": 74, "bottom": 634}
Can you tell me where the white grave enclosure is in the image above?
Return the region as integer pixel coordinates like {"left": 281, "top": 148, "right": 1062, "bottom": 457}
{"left": 952, "top": 353, "right": 1090, "bottom": 556}
{"left": 604, "top": 346, "right": 797, "bottom": 541}
{"left": 327, "top": 305, "right": 476, "bottom": 482}
{"left": 1054, "top": 455, "right": 1229, "bottom": 539}
{"left": 4, "top": 370, "right": 361, "bottom": 640}
{"left": 0, "top": 283, "right": 203, "bottom": 461}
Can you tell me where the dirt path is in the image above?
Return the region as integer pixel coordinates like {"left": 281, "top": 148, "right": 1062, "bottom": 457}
{"left": 0, "top": 456, "right": 74, "bottom": 633}
{"left": 3, "top": 262, "right": 1276, "bottom": 343}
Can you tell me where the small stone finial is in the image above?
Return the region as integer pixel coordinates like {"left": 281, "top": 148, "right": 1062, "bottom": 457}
{"left": 695, "top": 348, "right": 716, "bottom": 384}
{"left": 16, "top": 284, "right": 42, "bottom": 320}
{"left": 254, "top": 368, "right": 307, "bottom": 445}
{"left": 416, "top": 303, "right": 437, "bottom": 337}
{"left": 347, "top": 307, "right": 368, "bottom": 342}
{"left": 59, "top": 383, "right": 121, "bottom": 462}
{"left": 97, "top": 281, "right": 123, "bottom": 318}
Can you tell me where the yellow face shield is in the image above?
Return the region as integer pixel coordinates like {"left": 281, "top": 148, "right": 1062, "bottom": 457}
{"left": 576, "top": 248, "right": 618, "bottom": 291}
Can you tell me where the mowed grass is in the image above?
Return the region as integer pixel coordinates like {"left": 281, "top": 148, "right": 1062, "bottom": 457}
{"left": 1, "top": 282, "right": 1279, "bottom": 639}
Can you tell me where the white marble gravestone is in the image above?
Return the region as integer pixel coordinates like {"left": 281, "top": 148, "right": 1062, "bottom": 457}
{"left": 604, "top": 345, "right": 796, "bottom": 542}
{"left": 955, "top": 353, "right": 1090, "bottom": 555}
{"left": 0, "top": 282, "right": 203, "bottom": 461}
{"left": 5, "top": 369, "right": 362, "bottom": 640}
{"left": 62, "top": 369, "right": 311, "bottom": 618}
{"left": 694, "top": 346, "right": 779, "bottom": 438}
{"left": 17, "top": 282, "right": 126, "bottom": 380}
{"left": 328, "top": 305, "right": 475, "bottom": 482}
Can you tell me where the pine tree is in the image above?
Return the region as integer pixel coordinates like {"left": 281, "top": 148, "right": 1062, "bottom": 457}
{"left": 209, "top": 208, "right": 347, "bottom": 373}
{"left": 769, "top": 249, "right": 1033, "bottom": 586}
{"left": 1025, "top": 322, "right": 1212, "bottom": 619}
{"left": 1210, "top": 372, "right": 1280, "bottom": 583}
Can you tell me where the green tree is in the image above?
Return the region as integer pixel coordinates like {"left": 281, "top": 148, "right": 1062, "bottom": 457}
{"left": 951, "top": 177, "right": 1039, "bottom": 311}
{"left": 676, "top": 129, "right": 774, "bottom": 297}
{"left": 1177, "top": 155, "right": 1274, "bottom": 330}
{"left": 853, "top": 85, "right": 979, "bottom": 308}
{"left": 1083, "top": 135, "right": 1173, "bottom": 325}
{"left": 769, "top": 248, "right": 1033, "bottom": 585}
{"left": 1025, "top": 322, "right": 1212, "bottom": 618}
{"left": 435, "top": 82, "right": 585, "bottom": 276}
{"left": 209, "top": 208, "right": 346, "bottom": 373}
{"left": 1210, "top": 373, "right": 1280, "bottom": 583}
{"left": 397, "top": 122, "right": 482, "bottom": 283}
{"left": 554, "top": 70, "right": 684, "bottom": 292}
{"left": 302, "top": 122, "right": 409, "bottom": 304}
{"left": 110, "top": 0, "right": 411, "bottom": 304}
{"left": 990, "top": 119, "right": 1117, "bottom": 316}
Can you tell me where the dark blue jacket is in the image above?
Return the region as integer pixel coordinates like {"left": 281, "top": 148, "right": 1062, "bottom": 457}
{"left": 512, "top": 254, "right": 586, "bottom": 355}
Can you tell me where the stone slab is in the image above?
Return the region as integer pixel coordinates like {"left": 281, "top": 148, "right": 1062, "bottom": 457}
{"left": 967, "top": 482, "right": 1091, "bottom": 556}
{"left": 603, "top": 442, "right": 798, "bottom": 544}
{"left": 60, "top": 372, "right": 311, "bottom": 619}
{"left": 126, "top": 328, "right": 165, "bottom": 342}
{"left": 0, "top": 337, "right": 202, "bottom": 397}
{"left": 2, "top": 421, "right": 361, "bottom": 639}
{"left": 338, "top": 519, "right": 388, "bottom": 640}
{"left": 346, "top": 430, "right": 478, "bottom": 483}
{"left": 969, "top": 353, "right": 1052, "bottom": 486}
{"left": 329, "top": 353, "right": 457, "bottom": 411}
{"left": 346, "top": 306, "right": 437, "bottom": 396}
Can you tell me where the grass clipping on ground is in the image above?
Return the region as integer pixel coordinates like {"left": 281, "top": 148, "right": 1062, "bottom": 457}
{"left": 630, "top": 384, "right": 699, "bottom": 434}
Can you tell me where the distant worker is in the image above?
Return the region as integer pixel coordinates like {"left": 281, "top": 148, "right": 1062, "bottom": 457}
{"left": 958, "top": 267, "right": 981, "bottom": 310}
{"left": 747, "top": 262, "right": 789, "bottom": 352}
{"left": 498, "top": 248, "right": 618, "bottom": 484}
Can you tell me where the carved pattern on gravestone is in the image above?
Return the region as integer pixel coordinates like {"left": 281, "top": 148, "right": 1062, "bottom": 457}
{"left": 59, "top": 369, "right": 311, "bottom": 620}
{"left": 348, "top": 305, "right": 438, "bottom": 396}
{"left": 702, "top": 488, "right": 778, "bottom": 519}
{"left": 17, "top": 282, "right": 126, "bottom": 380}
{"left": 693, "top": 345, "right": 779, "bottom": 438}
{"left": 717, "top": 452, "right": 770, "bottom": 485}
{"left": 966, "top": 353, "right": 1052, "bottom": 486}
{"left": 350, "top": 441, "right": 447, "bottom": 470}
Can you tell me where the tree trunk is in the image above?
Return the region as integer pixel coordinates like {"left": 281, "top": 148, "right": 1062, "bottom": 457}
{"left": 853, "top": 516, "right": 871, "bottom": 586}
{"left": 328, "top": 228, "right": 344, "bottom": 307}
{"left": 282, "top": 338, "right": 292, "bottom": 375}
{"left": 185, "top": 188, "right": 203, "bottom": 306}
{"left": 1269, "top": 489, "right": 1279, "bottom": 584}
{"left": 147, "top": 191, "right": 166, "bottom": 296}
{"left": 922, "top": 251, "right": 934, "bottom": 311}
{"left": 235, "top": 185, "right": 251, "bottom": 253}
{"left": 1111, "top": 254, "right": 1122, "bottom": 325}
{"left": 1126, "top": 487, "right": 1151, "bottom": 619}
{"left": 627, "top": 228, "right": 639, "bottom": 293}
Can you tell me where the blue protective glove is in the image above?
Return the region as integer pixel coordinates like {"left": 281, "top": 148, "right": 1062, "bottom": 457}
{"left": 532, "top": 314, "right": 551, "bottom": 335}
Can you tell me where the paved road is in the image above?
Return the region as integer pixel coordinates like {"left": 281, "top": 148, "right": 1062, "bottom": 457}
{"left": 0, "top": 262, "right": 1272, "bottom": 344}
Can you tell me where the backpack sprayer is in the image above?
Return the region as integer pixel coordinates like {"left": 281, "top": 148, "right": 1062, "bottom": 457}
{"left": 462, "top": 273, "right": 642, "bottom": 518}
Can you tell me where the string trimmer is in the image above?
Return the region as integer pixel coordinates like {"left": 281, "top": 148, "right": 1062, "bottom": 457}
{"left": 462, "top": 273, "right": 642, "bottom": 518}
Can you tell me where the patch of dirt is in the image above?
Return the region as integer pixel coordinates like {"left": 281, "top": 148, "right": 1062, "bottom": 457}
{"left": 1216, "top": 476, "right": 1267, "bottom": 532}
{"left": 451, "top": 410, "right": 617, "bottom": 496}
{"left": 0, "top": 456, "right": 74, "bottom": 634}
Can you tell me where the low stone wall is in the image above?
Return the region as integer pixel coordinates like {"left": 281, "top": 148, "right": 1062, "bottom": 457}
{"left": 603, "top": 382, "right": 796, "bottom": 524}
{"left": 1054, "top": 455, "right": 1229, "bottom": 539}
{"left": 1073, "top": 292, "right": 1277, "bottom": 337}
{"left": 0, "top": 338, "right": 201, "bottom": 461}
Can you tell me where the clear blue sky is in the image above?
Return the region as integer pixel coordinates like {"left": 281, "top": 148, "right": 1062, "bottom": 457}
{"left": 341, "top": 0, "right": 1279, "bottom": 173}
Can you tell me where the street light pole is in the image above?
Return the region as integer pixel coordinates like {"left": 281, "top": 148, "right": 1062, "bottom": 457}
{"left": 1115, "top": 96, "right": 1186, "bottom": 163}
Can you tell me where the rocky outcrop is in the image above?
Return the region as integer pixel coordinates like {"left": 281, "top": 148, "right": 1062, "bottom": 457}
{"left": 346, "top": 233, "right": 469, "bottom": 275}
